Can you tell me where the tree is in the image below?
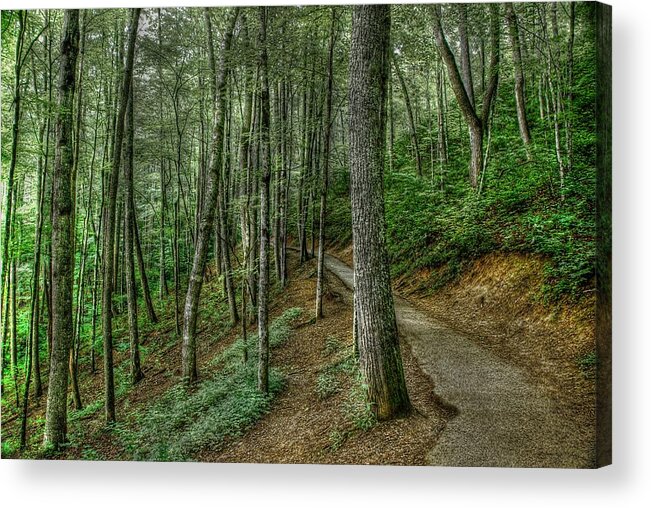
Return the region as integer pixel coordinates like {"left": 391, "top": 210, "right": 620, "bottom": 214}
{"left": 505, "top": 3, "right": 533, "bottom": 155}
{"left": 257, "top": 5, "right": 272, "bottom": 394}
{"left": 1, "top": 11, "right": 27, "bottom": 370}
{"left": 392, "top": 52, "right": 423, "bottom": 178}
{"left": 181, "top": 7, "right": 239, "bottom": 384}
{"left": 123, "top": 83, "right": 144, "bottom": 384}
{"left": 101, "top": 8, "right": 141, "bottom": 422}
{"left": 43, "top": 8, "right": 80, "bottom": 449}
{"left": 431, "top": 4, "right": 499, "bottom": 188}
{"left": 348, "top": 4, "right": 411, "bottom": 420}
{"left": 315, "top": 7, "right": 337, "bottom": 319}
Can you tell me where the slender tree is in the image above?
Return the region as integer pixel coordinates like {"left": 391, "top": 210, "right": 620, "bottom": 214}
{"left": 43, "top": 8, "right": 80, "bottom": 449}
{"left": 181, "top": 8, "right": 239, "bottom": 383}
{"left": 101, "top": 8, "right": 141, "bottom": 422}
{"left": 316, "top": 8, "right": 337, "bottom": 319}
{"left": 1, "top": 11, "right": 27, "bottom": 350}
{"left": 505, "top": 3, "right": 533, "bottom": 155}
{"left": 123, "top": 84, "right": 144, "bottom": 384}
{"left": 257, "top": 5, "right": 272, "bottom": 394}
{"left": 431, "top": 4, "right": 499, "bottom": 188}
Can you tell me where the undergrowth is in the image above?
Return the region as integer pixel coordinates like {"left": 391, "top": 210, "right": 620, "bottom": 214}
{"left": 316, "top": 336, "right": 377, "bottom": 452}
{"left": 120, "top": 307, "right": 302, "bottom": 462}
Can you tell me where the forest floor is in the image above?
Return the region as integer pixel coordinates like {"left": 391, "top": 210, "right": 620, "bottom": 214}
{"left": 1, "top": 252, "right": 448, "bottom": 465}
{"left": 2, "top": 248, "right": 595, "bottom": 467}
{"left": 199, "top": 254, "right": 449, "bottom": 465}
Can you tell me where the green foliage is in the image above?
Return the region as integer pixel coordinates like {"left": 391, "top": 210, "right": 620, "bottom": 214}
{"left": 126, "top": 307, "right": 302, "bottom": 461}
{"left": 80, "top": 446, "right": 103, "bottom": 461}
{"left": 1, "top": 437, "right": 19, "bottom": 457}
{"left": 327, "top": 126, "right": 596, "bottom": 301}
{"left": 316, "top": 371, "right": 340, "bottom": 399}
{"left": 212, "top": 307, "right": 302, "bottom": 367}
{"left": 70, "top": 365, "right": 132, "bottom": 422}
{"left": 328, "top": 429, "right": 345, "bottom": 452}
{"left": 323, "top": 336, "right": 342, "bottom": 357}
{"left": 577, "top": 351, "right": 597, "bottom": 380}
{"left": 343, "top": 377, "right": 377, "bottom": 431}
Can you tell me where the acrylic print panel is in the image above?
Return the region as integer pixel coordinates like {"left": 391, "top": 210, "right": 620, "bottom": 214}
{"left": 0, "top": 2, "right": 611, "bottom": 468}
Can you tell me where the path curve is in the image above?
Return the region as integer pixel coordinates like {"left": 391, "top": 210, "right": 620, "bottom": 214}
{"left": 323, "top": 252, "right": 594, "bottom": 468}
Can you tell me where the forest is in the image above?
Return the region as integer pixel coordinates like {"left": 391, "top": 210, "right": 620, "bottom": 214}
{"left": 0, "top": 3, "right": 609, "bottom": 467}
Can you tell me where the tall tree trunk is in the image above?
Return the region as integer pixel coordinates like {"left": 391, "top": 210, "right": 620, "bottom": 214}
{"left": 348, "top": 4, "right": 411, "bottom": 420}
{"left": 566, "top": 2, "right": 576, "bottom": 173}
{"left": 279, "top": 81, "right": 290, "bottom": 287}
{"left": 90, "top": 214, "right": 100, "bottom": 374}
{"left": 392, "top": 54, "right": 423, "bottom": 177}
{"left": 10, "top": 261, "right": 19, "bottom": 406}
{"left": 44, "top": 9, "right": 80, "bottom": 449}
{"left": 157, "top": 9, "right": 168, "bottom": 301}
{"left": 506, "top": 3, "right": 533, "bottom": 155}
{"left": 173, "top": 197, "right": 181, "bottom": 336}
{"left": 1, "top": 11, "right": 26, "bottom": 342}
{"left": 124, "top": 83, "right": 144, "bottom": 384}
{"left": 316, "top": 8, "right": 337, "bottom": 319}
{"left": 181, "top": 8, "right": 238, "bottom": 384}
{"left": 238, "top": 53, "right": 255, "bottom": 315}
{"left": 457, "top": 4, "right": 475, "bottom": 108}
{"left": 435, "top": 63, "right": 448, "bottom": 189}
{"left": 432, "top": 6, "right": 482, "bottom": 187}
{"left": 388, "top": 72, "right": 395, "bottom": 173}
{"left": 101, "top": 8, "right": 141, "bottom": 423}
{"left": 257, "top": 6, "right": 272, "bottom": 394}
{"left": 132, "top": 194, "right": 158, "bottom": 323}
{"left": 30, "top": 119, "right": 48, "bottom": 398}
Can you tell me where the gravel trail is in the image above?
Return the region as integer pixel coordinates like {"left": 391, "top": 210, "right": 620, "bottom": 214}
{"left": 324, "top": 253, "right": 594, "bottom": 468}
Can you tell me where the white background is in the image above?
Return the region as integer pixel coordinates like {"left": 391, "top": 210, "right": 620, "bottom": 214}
{"left": 1, "top": 0, "right": 648, "bottom": 507}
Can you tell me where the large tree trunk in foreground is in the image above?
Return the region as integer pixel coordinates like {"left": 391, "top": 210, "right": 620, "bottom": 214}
{"left": 44, "top": 9, "right": 80, "bottom": 449}
{"left": 257, "top": 6, "right": 272, "bottom": 394}
{"left": 348, "top": 4, "right": 411, "bottom": 420}
{"left": 181, "top": 8, "right": 238, "bottom": 384}
{"left": 101, "top": 8, "right": 141, "bottom": 423}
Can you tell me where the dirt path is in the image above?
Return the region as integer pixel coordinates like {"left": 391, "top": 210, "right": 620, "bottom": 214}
{"left": 324, "top": 253, "right": 595, "bottom": 468}
{"left": 203, "top": 256, "right": 447, "bottom": 466}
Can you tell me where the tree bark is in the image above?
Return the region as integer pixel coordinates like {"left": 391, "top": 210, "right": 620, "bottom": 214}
{"left": 432, "top": 4, "right": 499, "bottom": 188}
{"left": 431, "top": 6, "right": 482, "bottom": 188}
{"left": 348, "top": 4, "right": 411, "bottom": 420}
{"left": 44, "top": 9, "right": 80, "bottom": 449}
{"left": 157, "top": 9, "right": 169, "bottom": 301}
